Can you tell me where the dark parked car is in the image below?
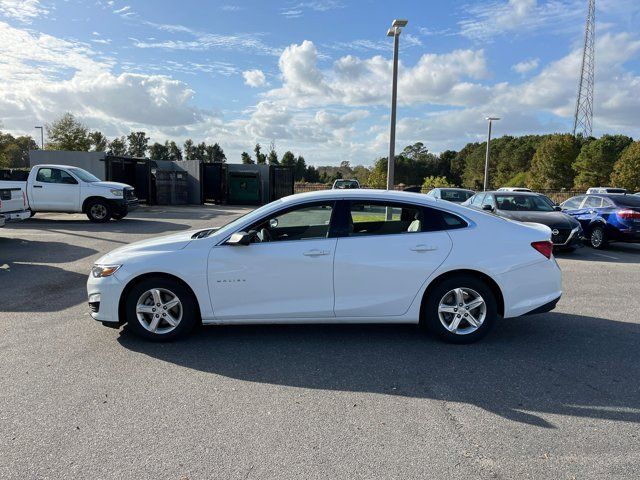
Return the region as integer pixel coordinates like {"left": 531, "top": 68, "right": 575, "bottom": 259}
{"left": 426, "top": 188, "right": 475, "bottom": 203}
{"left": 463, "top": 191, "right": 583, "bottom": 251}
{"left": 560, "top": 193, "right": 640, "bottom": 249}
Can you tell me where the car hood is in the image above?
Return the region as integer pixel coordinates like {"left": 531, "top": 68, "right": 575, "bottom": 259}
{"left": 88, "top": 181, "right": 133, "bottom": 190}
{"left": 95, "top": 229, "right": 199, "bottom": 263}
{"left": 497, "top": 210, "right": 580, "bottom": 229}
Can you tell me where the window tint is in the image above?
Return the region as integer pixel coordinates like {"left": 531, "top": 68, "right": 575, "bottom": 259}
{"left": 439, "top": 211, "right": 468, "bottom": 230}
{"left": 441, "top": 190, "right": 474, "bottom": 202}
{"left": 471, "top": 194, "right": 485, "bottom": 207}
{"left": 562, "top": 196, "right": 584, "bottom": 209}
{"left": 251, "top": 202, "right": 334, "bottom": 242}
{"left": 35, "top": 168, "right": 77, "bottom": 184}
{"left": 495, "top": 195, "right": 554, "bottom": 212}
{"left": 348, "top": 201, "right": 423, "bottom": 236}
{"left": 584, "top": 196, "right": 604, "bottom": 208}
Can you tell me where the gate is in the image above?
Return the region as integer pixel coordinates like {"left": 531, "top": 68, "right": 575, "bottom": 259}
{"left": 105, "top": 156, "right": 151, "bottom": 203}
{"left": 201, "top": 162, "right": 225, "bottom": 204}
{"left": 269, "top": 166, "right": 294, "bottom": 201}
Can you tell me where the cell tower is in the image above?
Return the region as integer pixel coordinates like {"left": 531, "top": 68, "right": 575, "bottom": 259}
{"left": 572, "top": 0, "right": 595, "bottom": 137}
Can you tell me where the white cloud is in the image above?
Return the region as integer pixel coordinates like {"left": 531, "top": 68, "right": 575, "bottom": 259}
{"left": 243, "top": 69, "right": 267, "bottom": 88}
{"left": 0, "top": 0, "right": 48, "bottom": 23}
{"left": 512, "top": 58, "right": 540, "bottom": 74}
{"left": 280, "top": 1, "right": 344, "bottom": 17}
{"left": 459, "top": 0, "right": 583, "bottom": 40}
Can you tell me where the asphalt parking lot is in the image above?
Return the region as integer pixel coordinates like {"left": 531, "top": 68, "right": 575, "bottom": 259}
{"left": 1, "top": 206, "right": 640, "bottom": 479}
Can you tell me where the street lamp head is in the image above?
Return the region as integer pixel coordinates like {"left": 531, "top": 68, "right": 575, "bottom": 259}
{"left": 386, "top": 28, "right": 396, "bottom": 37}
{"left": 392, "top": 19, "right": 408, "bottom": 28}
{"left": 486, "top": 117, "right": 501, "bottom": 121}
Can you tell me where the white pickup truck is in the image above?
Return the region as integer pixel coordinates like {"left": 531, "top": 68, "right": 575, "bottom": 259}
{"left": 0, "top": 164, "right": 138, "bottom": 222}
{"left": 0, "top": 186, "right": 31, "bottom": 227}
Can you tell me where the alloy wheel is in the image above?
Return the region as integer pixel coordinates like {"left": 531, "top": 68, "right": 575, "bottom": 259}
{"left": 90, "top": 204, "right": 107, "bottom": 220}
{"left": 136, "top": 288, "right": 183, "bottom": 334}
{"left": 437, "top": 287, "right": 487, "bottom": 335}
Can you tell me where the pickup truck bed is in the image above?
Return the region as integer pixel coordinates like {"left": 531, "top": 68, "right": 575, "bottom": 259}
{"left": 0, "top": 187, "right": 30, "bottom": 227}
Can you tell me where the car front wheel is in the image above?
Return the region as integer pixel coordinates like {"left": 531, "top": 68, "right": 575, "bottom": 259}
{"left": 423, "top": 275, "right": 498, "bottom": 344}
{"left": 86, "top": 199, "right": 112, "bottom": 223}
{"left": 589, "top": 226, "right": 608, "bottom": 249}
{"left": 124, "top": 277, "right": 198, "bottom": 341}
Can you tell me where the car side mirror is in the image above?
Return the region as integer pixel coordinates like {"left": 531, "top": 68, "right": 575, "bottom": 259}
{"left": 227, "top": 230, "right": 256, "bottom": 246}
{"left": 553, "top": 206, "right": 562, "bottom": 211}
{"left": 482, "top": 204, "right": 494, "bottom": 211}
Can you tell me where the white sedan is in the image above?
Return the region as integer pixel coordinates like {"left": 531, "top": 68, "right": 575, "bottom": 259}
{"left": 87, "top": 189, "right": 562, "bottom": 343}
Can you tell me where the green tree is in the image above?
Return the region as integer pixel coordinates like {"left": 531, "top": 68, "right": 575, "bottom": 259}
{"left": 241, "top": 151, "right": 254, "bottom": 164}
{"left": 166, "top": 141, "right": 182, "bottom": 161}
{"left": 127, "top": 131, "right": 149, "bottom": 157}
{"left": 207, "top": 142, "right": 226, "bottom": 163}
{"left": 422, "top": 175, "right": 454, "bottom": 190}
{"left": 528, "top": 134, "right": 580, "bottom": 190}
{"left": 573, "top": 134, "right": 633, "bottom": 189}
{"left": 183, "top": 139, "right": 196, "bottom": 160}
{"left": 194, "top": 142, "right": 206, "bottom": 161}
{"left": 107, "top": 136, "right": 127, "bottom": 156}
{"left": 45, "top": 113, "right": 91, "bottom": 151}
{"left": 281, "top": 150, "right": 296, "bottom": 167}
{"left": 0, "top": 132, "right": 38, "bottom": 168}
{"left": 304, "top": 165, "right": 320, "bottom": 182}
{"left": 294, "top": 155, "right": 306, "bottom": 181}
{"left": 89, "top": 131, "right": 108, "bottom": 151}
{"left": 267, "top": 142, "right": 279, "bottom": 165}
{"left": 254, "top": 143, "right": 266, "bottom": 164}
{"left": 610, "top": 141, "right": 640, "bottom": 191}
{"left": 149, "top": 142, "right": 170, "bottom": 160}
{"left": 451, "top": 143, "right": 481, "bottom": 186}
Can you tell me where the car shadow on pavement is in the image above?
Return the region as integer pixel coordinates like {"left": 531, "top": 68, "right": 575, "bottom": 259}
{"left": 7, "top": 218, "right": 193, "bottom": 236}
{"left": 556, "top": 244, "right": 640, "bottom": 264}
{"left": 117, "top": 312, "right": 640, "bottom": 429}
{"left": 0, "top": 238, "right": 98, "bottom": 264}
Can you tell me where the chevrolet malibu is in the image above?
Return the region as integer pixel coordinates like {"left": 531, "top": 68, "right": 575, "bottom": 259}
{"left": 87, "top": 190, "right": 562, "bottom": 344}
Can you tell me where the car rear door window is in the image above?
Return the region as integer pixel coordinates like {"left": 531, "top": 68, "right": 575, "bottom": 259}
{"left": 348, "top": 201, "right": 423, "bottom": 236}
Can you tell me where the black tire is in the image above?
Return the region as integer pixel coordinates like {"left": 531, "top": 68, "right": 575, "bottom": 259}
{"left": 422, "top": 274, "right": 498, "bottom": 344}
{"left": 589, "top": 225, "right": 608, "bottom": 249}
{"left": 28, "top": 210, "right": 36, "bottom": 218}
{"left": 124, "top": 277, "right": 198, "bottom": 341}
{"left": 86, "top": 199, "right": 112, "bottom": 223}
{"left": 112, "top": 212, "right": 127, "bottom": 220}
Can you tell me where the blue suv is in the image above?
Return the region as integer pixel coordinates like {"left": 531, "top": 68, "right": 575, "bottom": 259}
{"left": 561, "top": 194, "right": 640, "bottom": 249}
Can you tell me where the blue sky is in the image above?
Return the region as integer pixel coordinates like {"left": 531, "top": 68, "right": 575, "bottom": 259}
{"left": 1, "top": 0, "right": 639, "bottom": 165}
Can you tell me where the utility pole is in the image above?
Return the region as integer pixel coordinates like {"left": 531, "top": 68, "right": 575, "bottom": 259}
{"left": 386, "top": 19, "right": 407, "bottom": 192}
{"left": 484, "top": 117, "right": 500, "bottom": 191}
{"left": 573, "top": 0, "right": 595, "bottom": 137}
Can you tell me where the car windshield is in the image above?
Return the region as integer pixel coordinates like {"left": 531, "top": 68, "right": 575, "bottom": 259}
{"left": 495, "top": 195, "right": 554, "bottom": 212}
{"left": 441, "top": 190, "right": 474, "bottom": 202}
{"left": 68, "top": 167, "right": 101, "bottom": 183}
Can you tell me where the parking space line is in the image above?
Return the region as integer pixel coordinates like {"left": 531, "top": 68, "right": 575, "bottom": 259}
{"left": 592, "top": 252, "right": 620, "bottom": 260}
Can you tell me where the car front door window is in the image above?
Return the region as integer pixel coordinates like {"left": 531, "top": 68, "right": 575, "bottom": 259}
{"left": 250, "top": 202, "right": 334, "bottom": 242}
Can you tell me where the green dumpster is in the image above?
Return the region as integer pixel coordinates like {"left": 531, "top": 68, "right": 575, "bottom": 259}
{"left": 227, "top": 172, "right": 261, "bottom": 205}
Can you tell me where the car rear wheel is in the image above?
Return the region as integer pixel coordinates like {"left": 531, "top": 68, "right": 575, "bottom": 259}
{"left": 423, "top": 275, "right": 497, "bottom": 344}
{"left": 589, "top": 226, "right": 608, "bottom": 249}
{"left": 86, "top": 199, "right": 112, "bottom": 223}
{"left": 124, "top": 277, "right": 198, "bottom": 341}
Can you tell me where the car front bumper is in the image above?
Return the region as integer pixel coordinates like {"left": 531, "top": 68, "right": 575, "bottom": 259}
{"left": 87, "top": 273, "right": 125, "bottom": 325}
{"left": 109, "top": 198, "right": 139, "bottom": 215}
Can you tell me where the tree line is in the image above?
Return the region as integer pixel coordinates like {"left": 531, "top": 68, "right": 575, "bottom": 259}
{"left": 2, "top": 112, "right": 639, "bottom": 191}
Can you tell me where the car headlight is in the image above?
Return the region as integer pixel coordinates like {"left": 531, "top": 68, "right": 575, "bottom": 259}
{"left": 110, "top": 189, "right": 123, "bottom": 197}
{"left": 91, "top": 264, "right": 122, "bottom": 278}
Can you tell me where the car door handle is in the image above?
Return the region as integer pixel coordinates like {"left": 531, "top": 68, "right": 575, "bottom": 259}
{"left": 303, "top": 249, "right": 330, "bottom": 257}
{"left": 33, "top": 185, "right": 43, "bottom": 188}
{"left": 411, "top": 245, "right": 438, "bottom": 252}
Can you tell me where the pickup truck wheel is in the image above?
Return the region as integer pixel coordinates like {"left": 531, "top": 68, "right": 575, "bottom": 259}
{"left": 86, "top": 199, "right": 112, "bottom": 223}
{"left": 124, "top": 277, "right": 198, "bottom": 341}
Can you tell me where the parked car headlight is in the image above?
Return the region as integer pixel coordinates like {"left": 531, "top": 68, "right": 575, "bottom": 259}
{"left": 110, "top": 189, "right": 123, "bottom": 197}
{"left": 91, "top": 264, "right": 122, "bottom": 278}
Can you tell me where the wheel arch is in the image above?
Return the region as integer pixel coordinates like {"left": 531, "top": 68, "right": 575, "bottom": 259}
{"left": 420, "top": 269, "right": 505, "bottom": 323}
{"left": 82, "top": 195, "right": 108, "bottom": 213}
{"left": 118, "top": 272, "right": 202, "bottom": 324}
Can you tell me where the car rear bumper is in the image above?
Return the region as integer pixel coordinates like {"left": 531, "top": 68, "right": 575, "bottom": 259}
{"left": 2, "top": 210, "right": 31, "bottom": 222}
{"left": 522, "top": 294, "right": 561, "bottom": 315}
{"left": 498, "top": 257, "right": 563, "bottom": 318}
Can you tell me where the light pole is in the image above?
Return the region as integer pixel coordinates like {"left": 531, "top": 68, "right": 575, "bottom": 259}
{"left": 386, "top": 19, "right": 407, "bottom": 192}
{"left": 34, "top": 126, "right": 44, "bottom": 149}
{"left": 483, "top": 117, "right": 500, "bottom": 191}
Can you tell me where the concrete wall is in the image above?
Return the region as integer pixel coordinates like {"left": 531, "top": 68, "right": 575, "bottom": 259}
{"left": 30, "top": 151, "right": 107, "bottom": 179}
{"left": 174, "top": 160, "right": 203, "bottom": 205}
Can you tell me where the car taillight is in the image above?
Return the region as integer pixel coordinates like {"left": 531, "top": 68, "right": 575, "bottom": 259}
{"left": 23, "top": 191, "right": 26, "bottom": 208}
{"left": 617, "top": 209, "right": 640, "bottom": 220}
{"left": 531, "top": 240, "right": 553, "bottom": 259}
